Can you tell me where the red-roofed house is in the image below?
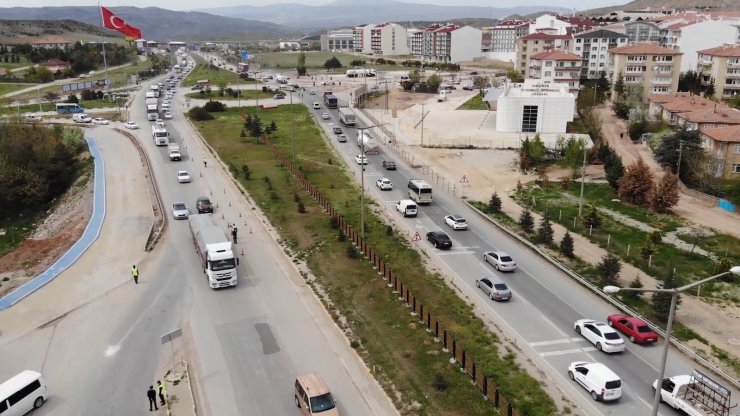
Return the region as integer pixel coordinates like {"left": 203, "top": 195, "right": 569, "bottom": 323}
{"left": 529, "top": 50, "right": 582, "bottom": 93}
{"left": 515, "top": 32, "right": 573, "bottom": 77}
{"left": 699, "top": 125, "right": 740, "bottom": 178}
{"left": 608, "top": 43, "right": 682, "bottom": 98}
{"left": 410, "top": 23, "right": 482, "bottom": 63}
{"left": 39, "top": 59, "right": 71, "bottom": 72}
{"left": 697, "top": 44, "right": 740, "bottom": 100}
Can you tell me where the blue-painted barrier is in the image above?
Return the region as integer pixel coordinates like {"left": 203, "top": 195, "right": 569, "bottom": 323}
{"left": 718, "top": 199, "right": 736, "bottom": 213}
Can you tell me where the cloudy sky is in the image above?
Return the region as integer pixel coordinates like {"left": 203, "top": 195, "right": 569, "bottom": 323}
{"left": 3, "top": 0, "right": 627, "bottom": 11}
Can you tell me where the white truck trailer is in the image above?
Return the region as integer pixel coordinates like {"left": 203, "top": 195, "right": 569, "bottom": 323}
{"left": 653, "top": 370, "right": 734, "bottom": 416}
{"left": 339, "top": 108, "right": 356, "bottom": 126}
{"left": 189, "top": 214, "right": 238, "bottom": 289}
{"left": 357, "top": 131, "right": 380, "bottom": 154}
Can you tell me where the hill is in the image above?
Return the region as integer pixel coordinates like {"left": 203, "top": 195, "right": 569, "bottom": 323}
{"left": 0, "top": 7, "right": 296, "bottom": 40}
{"left": 199, "top": 0, "right": 551, "bottom": 31}
{"left": 580, "top": 0, "right": 740, "bottom": 16}
{"left": 0, "top": 19, "right": 121, "bottom": 44}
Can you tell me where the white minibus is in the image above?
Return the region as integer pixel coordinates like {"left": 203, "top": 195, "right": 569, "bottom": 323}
{"left": 0, "top": 370, "right": 48, "bottom": 415}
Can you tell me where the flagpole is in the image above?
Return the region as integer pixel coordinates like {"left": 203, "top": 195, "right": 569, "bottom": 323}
{"left": 98, "top": 3, "right": 111, "bottom": 96}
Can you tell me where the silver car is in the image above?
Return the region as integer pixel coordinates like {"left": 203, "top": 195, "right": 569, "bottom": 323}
{"left": 172, "top": 202, "right": 189, "bottom": 219}
{"left": 475, "top": 277, "right": 512, "bottom": 301}
{"left": 483, "top": 251, "right": 517, "bottom": 272}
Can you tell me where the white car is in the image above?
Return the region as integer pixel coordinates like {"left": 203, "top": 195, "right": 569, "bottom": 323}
{"left": 92, "top": 118, "right": 109, "bottom": 125}
{"left": 312, "top": 102, "right": 320, "bottom": 109}
{"left": 161, "top": 102, "right": 170, "bottom": 109}
{"left": 321, "top": 113, "right": 330, "bottom": 120}
{"left": 354, "top": 154, "right": 368, "bottom": 165}
{"left": 124, "top": 121, "right": 139, "bottom": 129}
{"left": 164, "top": 112, "right": 173, "bottom": 120}
{"left": 574, "top": 319, "right": 625, "bottom": 353}
{"left": 24, "top": 115, "right": 43, "bottom": 122}
{"left": 444, "top": 215, "right": 468, "bottom": 230}
{"left": 568, "top": 361, "right": 623, "bottom": 402}
{"left": 177, "top": 170, "right": 191, "bottom": 183}
{"left": 376, "top": 178, "right": 393, "bottom": 190}
{"left": 172, "top": 202, "right": 189, "bottom": 219}
{"left": 483, "top": 251, "right": 517, "bottom": 272}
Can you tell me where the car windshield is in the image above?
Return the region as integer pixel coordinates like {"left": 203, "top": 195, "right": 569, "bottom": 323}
{"left": 605, "top": 380, "right": 622, "bottom": 389}
{"left": 309, "top": 393, "right": 336, "bottom": 413}
{"left": 637, "top": 325, "right": 652, "bottom": 333}
{"left": 210, "top": 258, "right": 236, "bottom": 271}
{"left": 604, "top": 332, "right": 621, "bottom": 340}
{"left": 174, "top": 204, "right": 186, "bottom": 210}
{"left": 500, "top": 256, "right": 513, "bottom": 262}
{"left": 456, "top": 218, "right": 466, "bottom": 223}
{"left": 493, "top": 283, "right": 508, "bottom": 291}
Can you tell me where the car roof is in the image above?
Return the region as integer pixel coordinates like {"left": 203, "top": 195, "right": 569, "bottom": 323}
{"left": 178, "top": 170, "right": 188, "bottom": 174}
{"left": 296, "top": 373, "right": 331, "bottom": 397}
{"left": 429, "top": 231, "right": 449, "bottom": 237}
{"left": 611, "top": 315, "right": 648, "bottom": 325}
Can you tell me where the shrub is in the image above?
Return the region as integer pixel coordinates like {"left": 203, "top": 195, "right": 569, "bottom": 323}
{"left": 297, "top": 201, "right": 306, "bottom": 213}
{"left": 330, "top": 216, "right": 340, "bottom": 229}
{"left": 649, "top": 230, "right": 663, "bottom": 245}
{"left": 597, "top": 253, "right": 622, "bottom": 286}
{"left": 346, "top": 244, "right": 358, "bottom": 258}
{"left": 560, "top": 232, "right": 575, "bottom": 258}
{"left": 203, "top": 100, "right": 226, "bottom": 112}
{"left": 188, "top": 106, "right": 214, "bottom": 121}
{"left": 583, "top": 206, "right": 602, "bottom": 229}
{"left": 519, "top": 209, "right": 534, "bottom": 233}
{"left": 241, "top": 164, "right": 251, "bottom": 180}
{"left": 488, "top": 192, "right": 502, "bottom": 213}
{"left": 537, "top": 216, "right": 554, "bottom": 245}
{"left": 337, "top": 229, "right": 347, "bottom": 242}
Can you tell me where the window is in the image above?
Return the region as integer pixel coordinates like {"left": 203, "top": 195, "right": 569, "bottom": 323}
{"left": 8, "top": 380, "right": 41, "bottom": 406}
{"left": 544, "top": 71, "right": 551, "bottom": 76}
{"left": 545, "top": 61, "right": 553, "bottom": 66}
{"left": 735, "top": 144, "right": 740, "bottom": 154}
{"left": 522, "top": 105, "right": 538, "bottom": 133}
{"left": 733, "top": 164, "right": 740, "bottom": 173}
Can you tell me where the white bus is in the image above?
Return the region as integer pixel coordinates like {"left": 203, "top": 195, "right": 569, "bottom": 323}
{"left": 408, "top": 179, "right": 432, "bottom": 204}
{"left": 0, "top": 370, "right": 48, "bottom": 415}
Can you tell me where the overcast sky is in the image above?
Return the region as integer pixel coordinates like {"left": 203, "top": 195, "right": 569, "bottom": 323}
{"left": 3, "top": 0, "right": 627, "bottom": 12}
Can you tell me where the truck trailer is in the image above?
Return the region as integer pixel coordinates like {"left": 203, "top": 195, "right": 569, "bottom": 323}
{"left": 338, "top": 108, "right": 356, "bottom": 126}
{"left": 189, "top": 214, "right": 238, "bottom": 289}
{"left": 357, "top": 131, "right": 380, "bottom": 154}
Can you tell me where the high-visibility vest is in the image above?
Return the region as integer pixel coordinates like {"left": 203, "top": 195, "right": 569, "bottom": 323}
{"left": 131, "top": 267, "right": 139, "bottom": 277}
{"left": 158, "top": 384, "right": 166, "bottom": 394}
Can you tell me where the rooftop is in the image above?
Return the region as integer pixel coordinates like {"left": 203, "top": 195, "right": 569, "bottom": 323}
{"left": 677, "top": 106, "right": 740, "bottom": 124}
{"left": 647, "top": 91, "right": 702, "bottom": 104}
{"left": 499, "top": 79, "right": 574, "bottom": 99}
{"left": 700, "top": 124, "right": 740, "bottom": 143}
{"left": 698, "top": 44, "right": 740, "bottom": 58}
{"left": 573, "top": 28, "right": 628, "bottom": 39}
{"left": 610, "top": 42, "right": 682, "bottom": 55}
{"left": 530, "top": 50, "right": 582, "bottom": 61}
{"left": 519, "top": 32, "right": 572, "bottom": 41}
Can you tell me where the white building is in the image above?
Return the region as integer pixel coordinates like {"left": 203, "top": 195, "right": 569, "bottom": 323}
{"left": 659, "top": 19, "right": 740, "bottom": 71}
{"left": 321, "top": 29, "right": 355, "bottom": 52}
{"left": 528, "top": 50, "right": 583, "bottom": 94}
{"left": 572, "top": 29, "right": 628, "bottom": 79}
{"left": 411, "top": 23, "right": 483, "bottom": 63}
{"left": 493, "top": 79, "right": 576, "bottom": 133}
{"left": 483, "top": 20, "right": 530, "bottom": 62}
{"left": 530, "top": 14, "right": 571, "bottom": 35}
{"left": 370, "top": 23, "right": 409, "bottom": 55}
{"left": 353, "top": 24, "right": 374, "bottom": 53}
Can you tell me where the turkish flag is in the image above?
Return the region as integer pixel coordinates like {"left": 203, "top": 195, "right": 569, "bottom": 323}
{"left": 101, "top": 6, "right": 142, "bottom": 39}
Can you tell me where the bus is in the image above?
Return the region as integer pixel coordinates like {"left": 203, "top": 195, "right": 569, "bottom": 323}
{"left": 339, "top": 108, "right": 355, "bottom": 126}
{"left": 408, "top": 179, "right": 432, "bottom": 204}
{"left": 55, "top": 103, "right": 85, "bottom": 114}
{"left": 0, "top": 370, "right": 48, "bottom": 415}
{"left": 323, "top": 94, "right": 338, "bottom": 109}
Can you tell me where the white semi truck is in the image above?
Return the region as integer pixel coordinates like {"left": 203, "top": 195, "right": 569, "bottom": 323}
{"left": 338, "top": 108, "right": 356, "bottom": 126}
{"left": 189, "top": 214, "right": 238, "bottom": 289}
{"left": 168, "top": 143, "right": 181, "bottom": 161}
{"left": 152, "top": 125, "right": 169, "bottom": 146}
{"left": 357, "top": 131, "right": 380, "bottom": 154}
{"left": 653, "top": 370, "right": 734, "bottom": 416}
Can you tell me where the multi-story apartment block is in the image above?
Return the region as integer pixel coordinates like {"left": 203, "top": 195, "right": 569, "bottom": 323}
{"left": 353, "top": 24, "right": 373, "bottom": 53}
{"left": 700, "top": 125, "right": 740, "bottom": 178}
{"left": 368, "top": 23, "right": 409, "bottom": 56}
{"left": 622, "top": 21, "right": 662, "bottom": 43}
{"left": 515, "top": 32, "right": 573, "bottom": 77}
{"left": 483, "top": 20, "right": 530, "bottom": 62}
{"left": 573, "top": 29, "right": 628, "bottom": 79}
{"left": 320, "top": 29, "right": 354, "bottom": 52}
{"left": 697, "top": 44, "right": 740, "bottom": 99}
{"left": 530, "top": 14, "right": 571, "bottom": 35}
{"left": 528, "top": 50, "right": 583, "bottom": 93}
{"left": 608, "top": 43, "right": 682, "bottom": 97}
{"left": 411, "top": 23, "right": 483, "bottom": 63}
{"left": 660, "top": 19, "right": 740, "bottom": 70}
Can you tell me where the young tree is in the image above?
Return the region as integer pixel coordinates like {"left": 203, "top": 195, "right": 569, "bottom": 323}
{"left": 583, "top": 205, "right": 602, "bottom": 229}
{"left": 473, "top": 75, "right": 489, "bottom": 91}
{"left": 519, "top": 209, "right": 534, "bottom": 233}
{"left": 560, "top": 231, "right": 575, "bottom": 258}
{"left": 241, "top": 164, "right": 251, "bottom": 180}
{"left": 537, "top": 216, "right": 554, "bottom": 244}
{"left": 426, "top": 73, "right": 442, "bottom": 92}
{"left": 640, "top": 235, "right": 656, "bottom": 261}
{"left": 651, "top": 267, "right": 681, "bottom": 323}
{"left": 488, "top": 192, "right": 502, "bottom": 213}
{"left": 519, "top": 136, "right": 532, "bottom": 171}
{"left": 618, "top": 158, "right": 654, "bottom": 206}
{"left": 626, "top": 275, "right": 644, "bottom": 300}
{"left": 654, "top": 126, "right": 702, "bottom": 178}
{"left": 563, "top": 137, "right": 586, "bottom": 179}
{"left": 323, "top": 56, "right": 342, "bottom": 70}
{"left": 613, "top": 72, "right": 625, "bottom": 100}
{"left": 507, "top": 69, "right": 524, "bottom": 83}
{"left": 685, "top": 225, "right": 711, "bottom": 253}
{"left": 604, "top": 152, "right": 625, "bottom": 190}
{"left": 66, "top": 94, "right": 79, "bottom": 104}
{"left": 651, "top": 173, "right": 680, "bottom": 212}
{"left": 530, "top": 134, "right": 546, "bottom": 164}
{"left": 597, "top": 253, "right": 622, "bottom": 286}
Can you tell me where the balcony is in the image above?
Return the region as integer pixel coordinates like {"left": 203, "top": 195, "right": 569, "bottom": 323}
{"left": 724, "top": 82, "right": 740, "bottom": 89}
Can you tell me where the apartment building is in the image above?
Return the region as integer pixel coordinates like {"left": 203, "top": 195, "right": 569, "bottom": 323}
{"left": 353, "top": 24, "right": 373, "bottom": 53}
{"left": 528, "top": 50, "right": 583, "bottom": 93}
{"left": 698, "top": 44, "right": 740, "bottom": 99}
{"left": 320, "top": 29, "right": 354, "bottom": 52}
{"left": 411, "top": 23, "right": 482, "bottom": 63}
{"left": 573, "top": 29, "right": 628, "bottom": 79}
{"left": 608, "top": 43, "right": 682, "bottom": 97}
{"left": 660, "top": 19, "right": 740, "bottom": 70}
{"left": 619, "top": 21, "right": 662, "bottom": 43}
{"left": 700, "top": 125, "right": 740, "bottom": 178}
{"left": 483, "top": 20, "right": 530, "bottom": 62}
{"left": 530, "top": 14, "right": 571, "bottom": 35}
{"left": 515, "top": 32, "right": 573, "bottom": 77}
{"left": 369, "top": 23, "right": 409, "bottom": 56}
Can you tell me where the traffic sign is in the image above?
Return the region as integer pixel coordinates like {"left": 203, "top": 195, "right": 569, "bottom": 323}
{"left": 460, "top": 175, "right": 469, "bottom": 184}
{"left": 411, "top": 231, "right": 421, "bottom": 242}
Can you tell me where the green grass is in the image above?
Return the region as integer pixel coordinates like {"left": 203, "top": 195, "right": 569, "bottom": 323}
{"left": 254, "top": 51, "right": 402, "bottom": 72}
{"left": 457, "top": 93, "right": 488, "bottom": 110}
{"left": 193, "top": 106, "right": 557, "bottom": 416}
{"left": 182, "top": 55, "right": 239, "bottom": 87}
{"left": 0, "top": 55, "right": 31, "bottom": 68}
{"left": 185, "top": 90, "right": 274, "bottom": 101}
{"left": 0, "top": 98, "right": 125, "bottom": 116}
{"left": 0, "top": 82, "right": 35, "bottom": 97}
{"left": 0, "top": 215, "right": 36, "bottom": 259}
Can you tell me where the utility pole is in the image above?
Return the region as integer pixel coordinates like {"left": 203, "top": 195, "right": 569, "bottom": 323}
{"left": 414, "top": 103, "right": 429, "bottom": 147}
{"left": 676, "top": 140, "right": 684, "bottom": 178}
{"left": 290, "top": 91, "right": 295, "bottom": 161}
{"left": 578, "top": 143, "right": 587, "bottom": 217}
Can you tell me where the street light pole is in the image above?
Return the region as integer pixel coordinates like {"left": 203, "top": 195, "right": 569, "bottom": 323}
{"left": 578, "top": 143, "right": 587, "bottom": 217}
{"left": 603, "top": 265, "right": 740, "bottom": 416}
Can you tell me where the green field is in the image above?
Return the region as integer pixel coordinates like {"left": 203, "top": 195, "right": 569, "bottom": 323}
{"left": 457, "top": 93, "right": 489, "bottom": 110}
{"left": 0, "top": 82, "right": 35, "bottom": 98}
{"left": 182, "top": 55, "right": 240, "bottom": 87}
{"left": 186, "top": 89, "right": 274, "bottom": 100}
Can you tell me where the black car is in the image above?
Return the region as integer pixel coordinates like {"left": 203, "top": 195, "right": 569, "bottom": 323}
{"left": 382, "top": 160, "right": 396, "bottom": 170}
{"left": 196, "top": 196, "right": 213, "bottom": 213}
{"left": 426, "top": 231, "right": 452, "bottom": 250}
{"left": 333, "top": 126, "right": 343, "bottom": 134}
{"left": 191, "top": 85, "right": 203, "bottom": 91}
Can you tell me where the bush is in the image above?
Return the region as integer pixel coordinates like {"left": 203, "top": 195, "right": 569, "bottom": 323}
{"left": 188, "top": 106, "right": 214, "bottom": 121}
{"left": 330, "top": 216, "right": 340, "bottom": 229}
{"left": 519, "top": 209, "right": 534, "bottom": 233}
{"left": 560, "top": 232, "right": 575, "bottom": 258}
{"left": 346, "top": 244, "right": 358, "bottom": 258}
{"left": 537, "top": 216, "right": 554, "bottom": 245}
{"left": 203, "top": 100, "right": 226, "bottom": 112}
{"left": 488, "top": 192, "right": 502, "bottom": 213}
{"left": 297, "top": 201, "right": 306, "bottom": 213}
{"left": 583, "top": 206, "right": 602, "bottom": 229}
{"left": 649, "top": 230, "right": 663, "bottom": 245}
{"left": 337, "top": 229, "right": 347, "bottom": 242}
{"left": 241, "top": 164, "right": 251, "bottom": 180}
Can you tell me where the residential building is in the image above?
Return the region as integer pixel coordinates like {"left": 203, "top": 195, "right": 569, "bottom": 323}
{"left": 608, "top": 43, "right": 682, "bottom": 97}
{"left": 353, "top": 24, "right": 373, "bottom": 53}
{"left": 406, "top": 28, "right": 420, "bottom": 54}
{"left": 698, "top": 44, "right": 740, "bottom": 99}
{"left": 675, "top": 104, "right": 740, "bottom": 131}
{"left": 515, "top": 32, "right": 573, "bottom": 77}
{"left": 530, "top": 14, "right": 571, "bottom": 35}
{"left": 528, "top": 50, "right": 583, "bottom": 93}
{"left": 39, "top": 58, "right": 70, "bottom": 72}
{"left": 621, "top": 21, "right": 662, "bottom": 43}
{"left": 483, "top": 20, "right": 530, "bottom": 62}
{"left": 320, "top": 29, "right": 354, "bottom": 52}
{"left": 660, "top": 20, "right": 740, "bottom": 70}
{"left": 369, "top": 23, "right": 409, "bottom": 56}
{"left": 647, "top": 92, "right": 715, "bottom": 123}
{"left": 602, "top": 10, "right": 669, "bottom": 21}
{"left": 29, "top": 36, "right": 72, "bottom": 49}
{"left": 411, "top": 23, "right": 483, "bottom": 63}
{"left": 699, "top": 125, "right": 740, "bottom": 178}
{"left": 573, "top": 29, "right": 628, "bottom": 79}
{"left": 494, "top": 79, "right": 576, "bottom": 133}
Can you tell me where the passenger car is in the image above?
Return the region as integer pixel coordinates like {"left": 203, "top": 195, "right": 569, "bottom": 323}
{"left": 354, "top": 154, "right": 367, "bottom": 165}
{"left": 294, "top": 373, "right": 339, "bottom": 416}
{"left": 333, "top": 126, "right": 342, "bottom": 134}
{"left": 273, "top": 94, "right": 285, "bottom": 99}
{"left": 376, "top": 178, "right": 393, "bottom": 190}
{"left": 312, "top": 102, "right": 320, "bottom": 109}
{"left": 124, "top": 121, "right": 139, "bottom": 129}
{"left": 574, "top": 319, "right": 625, "bottom": 353}
{"left": 92, "top": 118, "right": 109, "bottom": 125}
{"left": 337, "top": 134, "right": 347, "bottom": 142}
{"left": 426, "top": 231, "right": 452, "bottom": 250}
{"left": 568, "top": 361, "right": 622, "bottom": 401}
{"left": 172, "top": 202, "right": 189, "bottom": 219}
{"left": 195, "top": 196, "right": 213, "bottom": 213}
{"left": 483, "top": 251, "right": 517, "bottom": 272}
{"left": 321, "top": 113, "right": 331, "bottom": 120}
{"left": 164, "top": 112, "right": 173, "bottom": 120}
{"left": 382, "top": 160, "right": 396, "bottom": 170}
{"left": 606, "top": 314, "right": 658, "bottom": 344}
{"left": 475, "top": 277, "right": 511, "bottom": 301}
{"left": 177, "top": 170, "right": 191, "bottom": 183}
{"left": 444, "top": 215, "right": 468, "bottom": 230}
{"left": 24, "top": 115, "right": 43, "bottom": 122}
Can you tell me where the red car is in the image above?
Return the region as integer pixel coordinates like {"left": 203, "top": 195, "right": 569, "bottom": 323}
{"left": 607, "top": 314, "right": 658, "bottom": 344}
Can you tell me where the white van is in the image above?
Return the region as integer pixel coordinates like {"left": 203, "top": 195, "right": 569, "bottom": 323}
{"left": 72, "top": 113, "right": 92, "bottom": 123}
{"left": 396, "top": 199, "right": 417, "bottom": 217}
{"left": 0, "top": 370, "right": 48, "bottom": 415}
{"left": 568, "top": 361, "right": 622, "bottom": 401}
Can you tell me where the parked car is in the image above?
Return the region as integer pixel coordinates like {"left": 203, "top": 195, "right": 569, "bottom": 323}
{"left": 382, "top": 160, "right": 396, "bottom": 170}
{"left": 92, "top": 117, "right": 109, "bottom": 125}
{"left": 376, "top": 178, "right": 393, "bottom": 190}
{"left": 164, "top": 112, "right": 173, "bottom": 120}
{"left": 462, "top": 85, "right": 474, "bottom": 91}
{"left": 172, "top": 202, "right": 189, "bottom": 220}
{"left": 333, "top": 126, "right": 342, "bottom": 134}
{"left": 354, "top": 154, "right": 368, "bottom": 165}
{"left": 606, "top": 314, "right": 658, "bottom": 344}
{"left": 24, "top": 115, "right": 43, "bottom": 122}
{"left": 321, "top": 113, "right": 331, "bottom": 120}
{"left": 444, "top": 215, "right": 468, "bottom": 230}
{"left": 124, "top": 121, "right": 139, "bottom": 129}
{"left": 426, "top": 231, "right": 452, "bottom": 250}
{"left": 574, "top": 319, "right": 625, "bottom": 353}
{"left": 568, "top": 361, "right": 622, "bottom": 401}
{"left": 483, "top": 251, "right": 517, "bottom": 272}
{"left": 191, "top": 85, "right": 203, "bottom": 91}
{"left": 475, "top": 277, "right": 512, "bottom": 301}
{"left": 195, "top": 196, "right": 213, "bottom": 213}
{"left": 309, "top": 90, "right": 316, "bottom": 95}
{"left": 337, "top": 134, "right": 347, "bottom": 142}
{"left": 273, "top": 94, "right": 285, "bottom": 100}
{"left": 177, "top": 170, "right": 191, "bottom": 183}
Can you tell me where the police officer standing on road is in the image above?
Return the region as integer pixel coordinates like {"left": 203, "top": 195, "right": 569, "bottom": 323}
{"left": 157, "top": 380, "right": 166, "bottom": 406}
{"left": 231, "top": 226, "right": 238, "bottom": 244}
{"left": 131, "top": 265, "right": 139, "bottom": 284}
{"left": 203, "top": 157, "right": 207, "bottom": 168}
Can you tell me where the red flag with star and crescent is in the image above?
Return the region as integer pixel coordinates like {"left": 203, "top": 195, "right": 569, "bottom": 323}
{"left": 101, "top": 6, "right": 142, "bottom": 39}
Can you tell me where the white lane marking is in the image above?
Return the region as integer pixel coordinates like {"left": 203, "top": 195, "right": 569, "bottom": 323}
{"left": 105, "top": 287, "right": 167, "bottom": 357}
{"left": 437, "top": 250, "right": 476, "bottom": 256}
{"left": 539, "top": 347, "right": 596, "bottom": 357}
{"left": 530, "top": 338, "right": 587, "bottom": 347}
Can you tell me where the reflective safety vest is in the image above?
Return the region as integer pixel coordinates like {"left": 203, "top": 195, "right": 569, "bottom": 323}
{"left": 131, "top": 267, "right": 139, "bottom": 277}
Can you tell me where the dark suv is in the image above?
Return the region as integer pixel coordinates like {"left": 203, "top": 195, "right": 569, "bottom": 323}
{"left": 426, "top": 231, "right": 452, "bottom": 250}
{"left": 196, "top": 196, "right": 213, "bottom": 213}
{"left": 382, "top": 160, "right": 396, "bottom": 170}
